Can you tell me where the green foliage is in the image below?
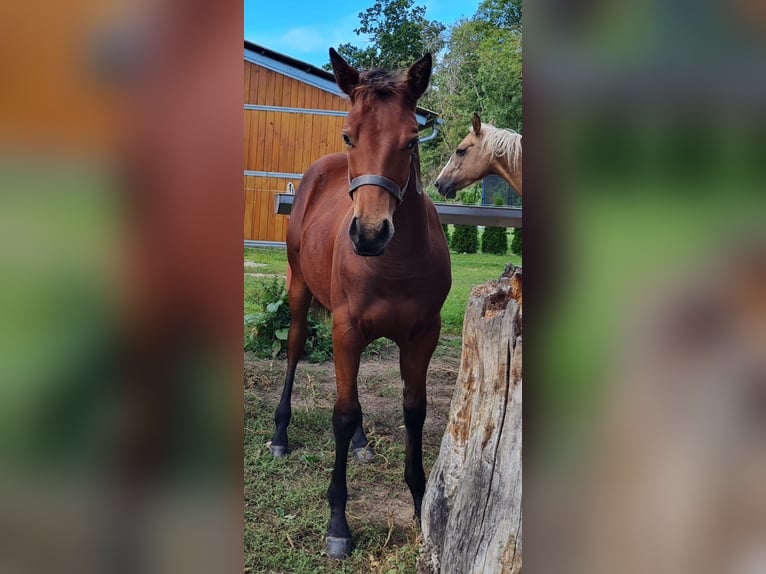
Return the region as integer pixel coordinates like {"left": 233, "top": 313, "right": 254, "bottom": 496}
{"left": 418, "top": 0, "right": 522, "bottom": 185}
{"left": 476, "top": 0, "right": 522, "bottom": 29}
{"left": 456, "top": 185, "right": 481, "bottom": 205}
{"left": 481, "top": 227, "right": 508, "bottom": 254}
{"left": 450, "top": 185, "right": 480, "bottom": 253}
{"left": 328, "top": 0, "right": 445, "bottom": 71}
{"left": 480, "top": 194, "right": 509, "bottom": 254}
{"left": 510, "top": 228, "right": 522, "bottom": 256}
{"left": 244, "top": 278, "right": 333, "bottom": 362}
{"left": 442, "top": 223, "right": 451, "bottom": 245}
{"left": 451, "top": 225, "right": 478, "bottom": 254}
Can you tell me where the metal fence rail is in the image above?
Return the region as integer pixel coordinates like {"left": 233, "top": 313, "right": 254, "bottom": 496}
{"left": 273, "top": 193, "right": 521, "bottom": 227}
{"left": 245, "top": 194, "right": 522, "bottom": 249}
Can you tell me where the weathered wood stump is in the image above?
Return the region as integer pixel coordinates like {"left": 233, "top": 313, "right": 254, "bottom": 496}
{"left": 419, "top": 264, "right": 522, "bottom": 574}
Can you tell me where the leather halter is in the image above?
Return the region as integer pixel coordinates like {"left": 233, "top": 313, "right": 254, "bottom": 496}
{"left": 348, "top": 157, "right": 421, "bottom": 202}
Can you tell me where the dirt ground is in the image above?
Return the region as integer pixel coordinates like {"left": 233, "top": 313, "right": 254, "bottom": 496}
{"left": 244, "top": 335, "right": 462, "bottom": 531}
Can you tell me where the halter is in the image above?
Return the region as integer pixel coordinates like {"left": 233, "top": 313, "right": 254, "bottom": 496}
{"left": 348, "top": 156, "right": 422, "bottom": 202}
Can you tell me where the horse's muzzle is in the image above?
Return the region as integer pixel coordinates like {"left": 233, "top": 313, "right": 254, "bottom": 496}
{"left": 349, "top": 217, "right": 393, "bottom": 256}
{"left": 434, "top": 179, "right": 457, "bottom": 199}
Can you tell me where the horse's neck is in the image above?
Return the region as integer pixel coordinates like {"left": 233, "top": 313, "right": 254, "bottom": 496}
{"left": 491, "top": 156, "right": 522, "bottom": 196}
{"left": 391, "top": 182, "right": 430, "bottom": 250}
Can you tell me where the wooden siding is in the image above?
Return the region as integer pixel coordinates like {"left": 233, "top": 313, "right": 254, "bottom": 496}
{"left": 244, "top": 61, "right": 350, "bottom": 242}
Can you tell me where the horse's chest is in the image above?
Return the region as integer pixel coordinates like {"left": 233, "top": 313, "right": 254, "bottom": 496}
{"left": 343, "top": 273, "right": 446, "bottom": 331}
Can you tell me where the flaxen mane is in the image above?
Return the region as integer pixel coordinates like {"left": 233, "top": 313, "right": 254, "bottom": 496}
{"left": 476, "top": 123, "right": 522, "bottom": 175}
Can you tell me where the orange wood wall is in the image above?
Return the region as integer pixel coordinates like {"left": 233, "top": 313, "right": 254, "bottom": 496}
{"left": 244, "top": 61, "right": 350, "bottom": 241}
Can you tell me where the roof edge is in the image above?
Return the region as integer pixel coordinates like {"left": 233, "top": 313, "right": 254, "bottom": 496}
{"left": 244, "top": 40, "right": 439, "bottom": 128}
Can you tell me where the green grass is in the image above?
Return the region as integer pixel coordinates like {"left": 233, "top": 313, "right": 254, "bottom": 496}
{"left": 243, "top": 241, "right": 512, "bottom": 572}
{"left": 244, "top": 384, "right": 425, "bottom": 573}
{"left": 244, "top": 246, "right": 519, "bottom": 335}
{"left": 245, "top": 247, "right": 292, "bottom": 274}
{"left": 441, "top": 251, "right": 521, "bottom": 333}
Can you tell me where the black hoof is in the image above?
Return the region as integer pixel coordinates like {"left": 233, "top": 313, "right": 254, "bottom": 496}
{"left": 269, "top": 444, "right": 288, "bottom": 457}
{"left": 352, "top": 446, "right": 375, "bottom": 464}
{"left": 326, "top": 536, "right": 353, "bottom": 558}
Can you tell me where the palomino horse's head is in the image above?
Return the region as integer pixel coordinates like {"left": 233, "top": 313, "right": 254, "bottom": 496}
{"left": 434, "top": 113, "right": 522, "bottom": 199}
{"left": 329, "top": 48, "right": 431, "bottom": 256}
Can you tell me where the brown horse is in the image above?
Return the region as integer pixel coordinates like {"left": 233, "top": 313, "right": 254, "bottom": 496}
{"left": 270, "top": 48, "right": 452, "bottom": 558}
{"left": 434, "top": 113, "right": 522, "bottom": 197}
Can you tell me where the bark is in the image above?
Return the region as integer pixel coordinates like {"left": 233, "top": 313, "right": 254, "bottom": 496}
{"left": 419, "top": 264, "right": 522, "bottom": 574}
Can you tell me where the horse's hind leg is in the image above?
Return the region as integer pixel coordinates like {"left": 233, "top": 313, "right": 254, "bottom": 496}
{"left": 270, "top": 275, "right": 312, "bottom": 457}
{"left": 398, "top": 321, "right": 440, "bottom": 523}
{"left": 351, "top": 417, "right": 374, "bottom": 463}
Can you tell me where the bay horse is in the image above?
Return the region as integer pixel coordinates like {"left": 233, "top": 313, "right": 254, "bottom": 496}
{"left": 270, "top": 48, "right": 452, "bottom": 559}
{"left": 434, "top": 113, "right": 522, "bottom": 197}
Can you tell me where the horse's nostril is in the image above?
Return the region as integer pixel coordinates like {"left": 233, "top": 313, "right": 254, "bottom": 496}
{"left": 380, "top": 219, "right": 391, "bottom": 238}
{"left": 434, "top": 180, "right": 440, "bottom": 190}
{"left": 349, "top": 217, "right": 359, "bottom": 242}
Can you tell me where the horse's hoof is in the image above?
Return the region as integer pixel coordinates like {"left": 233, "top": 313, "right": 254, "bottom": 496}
{"left": 352, "top": 446, "right": 375, "bottom": 464}
{"left": 326, "top": 536, "right": 353, "bottom": 558}
{"left": 269, "top": 444, "right": 288, "bottom": 458}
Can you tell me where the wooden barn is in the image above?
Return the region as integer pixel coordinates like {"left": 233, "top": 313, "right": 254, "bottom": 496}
{"left": 244, "top": 41, "right": 439, "bottom": 245}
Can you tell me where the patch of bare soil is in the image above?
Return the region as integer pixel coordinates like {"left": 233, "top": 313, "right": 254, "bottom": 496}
{"left": 244, "top": 335, "right": 462, "bottom": 531}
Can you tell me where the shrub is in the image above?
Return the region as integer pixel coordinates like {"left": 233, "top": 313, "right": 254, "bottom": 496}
{"left": 442, "top": 223, "right": 451, "bottom": 245}
{"left": 481, "top": 194, "right": 509, "bottom": 254}
{"left": 244, "top": 277, "right": 333, "bottom": 362}
{"left": 451, "top": 225, "right": 479, "bottom": 253}
{"left": 481, "top": 227, "right": 508, "bottom": 254}
{"left": 510, "top": 228, "right": 522, "bottom": 256}
{"left": 451, "top": 185, "right": 480, "bottom": 253}
{"left": 456, "top": 186, "right": 481, "bottom": 205}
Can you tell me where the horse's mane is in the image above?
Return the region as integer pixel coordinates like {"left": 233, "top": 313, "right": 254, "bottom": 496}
{"left": 352, "top": 68, "right": 404, "bottom": 101}
{"left": 475, "top": 123, "right": 522, "bottom": 174}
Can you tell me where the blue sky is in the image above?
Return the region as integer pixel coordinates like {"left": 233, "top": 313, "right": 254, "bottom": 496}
{"left": 244, "top": 0, "right": 482, "bottom": 68}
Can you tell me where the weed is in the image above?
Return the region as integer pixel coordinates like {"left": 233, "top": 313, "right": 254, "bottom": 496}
{"left": 244, "top": 277, "right": 334, "bottom": 362}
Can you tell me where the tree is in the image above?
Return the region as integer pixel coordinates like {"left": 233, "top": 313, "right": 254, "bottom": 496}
{"left": 481, "top": 194, "right": 509, "bottom": 255}
{"left": 510, "top": 228, "right": 522, "bottom": 256}
{"left": 419, "top": 0, "right": 522, "bottom": 185}
{"left": 324, "top": 0, "right": 445, "bottom": 72}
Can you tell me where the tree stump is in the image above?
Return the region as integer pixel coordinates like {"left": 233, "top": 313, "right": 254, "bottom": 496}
{"left": 419, "top": 264, "right": 522, "bottom": 574}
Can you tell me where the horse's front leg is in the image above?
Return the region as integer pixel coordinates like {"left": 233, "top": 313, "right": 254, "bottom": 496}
{"left": 325, "top": 321, "right": 363, "bottom": 559}
{"left": 399, "top": 320, "right": 440, "bottom": 523}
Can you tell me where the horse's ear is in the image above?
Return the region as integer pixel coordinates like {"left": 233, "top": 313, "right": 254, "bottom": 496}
{"left": 406, "top": 53, "right": 432, "bottom": 101}
{"left": 472, "top": 113, "right": 482, "bottom": 135}
{"left": 330, "top": 48, "right": 360, "bottom": 99}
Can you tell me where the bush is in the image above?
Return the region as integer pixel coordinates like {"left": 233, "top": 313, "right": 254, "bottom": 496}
{"left": 451, "top": 185, "right": 480, "bottom": 253}
{"left": 244, "top": 277, "right": 333, "bottom": 362}
{"left": 442, "top": 223, "right": 451, "bottom": 245}
{"left": 510, "top": 228, "right": 522, "bottom": 256}
{"left": 451, "top": 224, "right": 479, "bottom": 253}
{"left": 481, "top": 227, "right": 508, "bottom": 254}
{"left": 481, "top": 194, "right": 509, "bottom": 254}
{"left": 456, "top": 186, "right": 481, "bottom": 205}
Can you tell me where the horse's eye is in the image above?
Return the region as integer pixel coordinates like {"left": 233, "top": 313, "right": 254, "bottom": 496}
{"left": 342, "top": 133, "right": 352, "bottom": 146}
{"left": 406, "top": 139, "right": 417, "bottom": 151}
{"left": 455, "top": 148, "right": 466, "bottom": 157}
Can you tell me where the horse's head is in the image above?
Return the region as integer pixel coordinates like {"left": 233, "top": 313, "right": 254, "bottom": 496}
{"left": 434, "top": 113, "right": 488, "bottom": 199}
{"left": 330, "top": 48, "right": 431, "bottom": 256}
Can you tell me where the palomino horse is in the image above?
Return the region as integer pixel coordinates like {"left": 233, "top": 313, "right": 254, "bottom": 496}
{"left": 270, "top": 48, "right": 452, "bottom": 559}
{"left": 434, "top": 113, "right": 522, "bottom": 197}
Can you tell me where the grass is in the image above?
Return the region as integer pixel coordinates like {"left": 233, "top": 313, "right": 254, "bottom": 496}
{"left": 243, "top": 241, "right": 517, "bottom": 572}
{"left": 440, "top": 250, "right": 521, "bottom": 333}
{"left": 244, "top": 373, "right": 427, "bottom": 573}
{"left": 244, "top": 244, "right": 520, "bottom": 335}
